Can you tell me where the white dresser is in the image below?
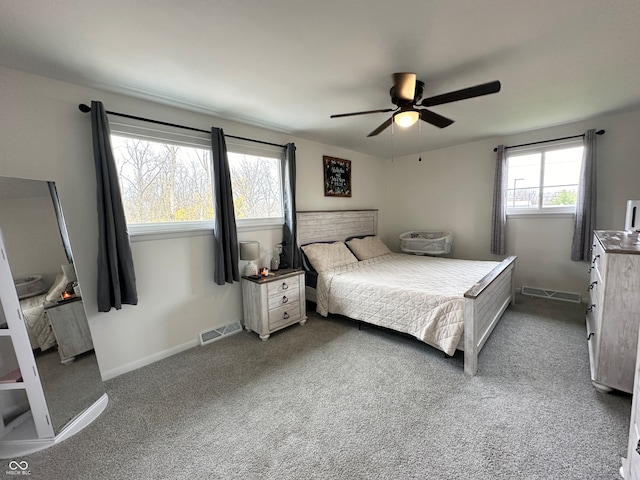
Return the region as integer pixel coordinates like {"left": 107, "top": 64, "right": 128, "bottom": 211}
{"left": 242, "top": 269, "right": 307, "bottom": 340}
{"left": 622, "top": 329, "right": 640, "bottom": 478}
{"left": 586, "top": 230, "right": 640, "bottom": 394}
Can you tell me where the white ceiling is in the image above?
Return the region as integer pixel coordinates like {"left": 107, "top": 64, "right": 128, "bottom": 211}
{"left": 1, "top": 1, "right": 639, "bottom": 158}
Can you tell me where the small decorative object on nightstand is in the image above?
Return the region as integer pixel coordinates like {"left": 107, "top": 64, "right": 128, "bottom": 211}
{"left": 241, "top": 269, "right": 307, "bottom": 341}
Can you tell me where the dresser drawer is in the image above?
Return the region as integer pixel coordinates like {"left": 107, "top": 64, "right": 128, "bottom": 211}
{"left": 269, "top": 302, "right": 301, "bottom": 330}
{"left": 591, "top": 237, "right": 604, "bottom": 276}
{"left": 588, "top": 274, "right": 601, "bottom": 306}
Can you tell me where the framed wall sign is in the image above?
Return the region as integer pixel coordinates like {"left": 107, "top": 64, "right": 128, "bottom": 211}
{"left": 323, "top": 156, "right": 351, "bottom": 197}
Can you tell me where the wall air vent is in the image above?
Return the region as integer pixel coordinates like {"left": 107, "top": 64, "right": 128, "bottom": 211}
{"left": 521, "top": 286, "right": 581, "bottom": 304}
{"left": 199, "top": 321, "right": 243, "bottom": 346}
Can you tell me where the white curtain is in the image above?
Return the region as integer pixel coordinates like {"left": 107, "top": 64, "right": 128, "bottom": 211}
{"left": 490, "top": 145, "right": 507, "bottom": 255}
{"left": 571, "top": 129, "right": 597, "bottom": 261}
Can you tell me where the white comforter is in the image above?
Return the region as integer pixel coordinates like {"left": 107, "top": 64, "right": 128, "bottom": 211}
{"left": 315, "top": 253, "right": 499, "bottom": 355}
{"left": 20, "top": 294, "right": 57, "bottom": 351}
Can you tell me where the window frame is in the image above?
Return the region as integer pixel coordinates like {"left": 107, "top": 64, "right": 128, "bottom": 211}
{"left": 505, "top": 139, "right": 584, "bottom": 217}
{"left": 109, "top": 120, "right": 285, "bottom": 240}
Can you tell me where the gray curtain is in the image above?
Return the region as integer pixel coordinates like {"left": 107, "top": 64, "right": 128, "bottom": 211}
{"left": 211, "top": 127, "right": 239, "bottom": 285}
{"left": 90, "top": 100, "right": 138, "bottom": 312}
{"left": 571, "top": 129, "right": 597, "bottom": 261}
{"left": 281, "top": 143, "right": 300, "bottom": 269}
{"left": 490, "top": 145, "right": 508, "bottom": 255}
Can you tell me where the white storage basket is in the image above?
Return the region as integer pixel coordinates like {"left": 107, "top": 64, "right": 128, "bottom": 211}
{"left": 399, "top": 231, "right": 452, "bottom": 256}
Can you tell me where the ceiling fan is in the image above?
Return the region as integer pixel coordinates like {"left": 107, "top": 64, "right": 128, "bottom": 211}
{"left": 330, "top": 73, "right": 501, "bottom": 137}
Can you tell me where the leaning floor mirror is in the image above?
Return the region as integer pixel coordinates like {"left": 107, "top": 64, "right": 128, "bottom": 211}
{"left": 0, "top": 176, "right": 107, "bottom": 458}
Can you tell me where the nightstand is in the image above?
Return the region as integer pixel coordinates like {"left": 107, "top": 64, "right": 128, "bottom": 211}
{"left": 241, "top": 269, "right": 307, "bottom": 340}
{"left": 44, "top": 297, "right": 94, "bottom": 364}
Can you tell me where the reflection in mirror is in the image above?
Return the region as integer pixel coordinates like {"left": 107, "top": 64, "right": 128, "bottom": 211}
{"left": 0, "top": 176, "right": 105, "bottom": 435}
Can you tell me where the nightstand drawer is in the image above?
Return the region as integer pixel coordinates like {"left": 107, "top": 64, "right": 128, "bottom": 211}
{"left": 269, "top": 302, "right": 301, "bottom": 330}
{"left": 267, "top": 276, "right": 300, "bottom": 296}
{"left": 267, "top": 288, "right": 300, "bottom": 310}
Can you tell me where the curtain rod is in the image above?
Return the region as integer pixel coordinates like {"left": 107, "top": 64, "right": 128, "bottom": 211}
{"left": 493, "top": 129, "right": 605, "bottom": 152}
{"left": 78, "top": 103, "right": 286, "bottom": 149}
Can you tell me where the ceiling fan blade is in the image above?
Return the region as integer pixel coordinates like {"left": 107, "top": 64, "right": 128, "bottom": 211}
{"left": 330, "top": 108, "right": 395, "bottom": 119}
{"left": 393, "top": 73, "right": 417, "bottom": 102}
{"left": 419, "top": 109, "right": 454, "bottom": 129}
{"left": 366, "top": 117, "right": 393, "bottom": 137}
{"left": 421, "top": 80, "right": 501, "bottom": 107}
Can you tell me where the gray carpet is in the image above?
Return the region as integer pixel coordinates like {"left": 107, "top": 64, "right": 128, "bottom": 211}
{"left": 15, "top": 295, "right": 631, "bottom": 479}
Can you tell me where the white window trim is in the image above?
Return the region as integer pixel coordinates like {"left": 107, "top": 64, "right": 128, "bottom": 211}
{"left": 505, "top": 138, "right": 583, "bottom": 217}
{"left": 110, "top": 120, "right": 286, "bottom": 241}
{"left": 507, "top": 210, "right": 575, "bottom": 219}
{"left": 129, "top": 219, "right": 284, "bottom": 242}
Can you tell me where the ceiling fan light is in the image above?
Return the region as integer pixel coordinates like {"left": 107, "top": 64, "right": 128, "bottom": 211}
{"left": 394, "top": 110, "right": 420, "bottom": 128}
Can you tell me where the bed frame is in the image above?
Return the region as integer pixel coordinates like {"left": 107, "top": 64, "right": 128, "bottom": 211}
{"left": 296, "top": 209, "right": 517, "bottom": 375}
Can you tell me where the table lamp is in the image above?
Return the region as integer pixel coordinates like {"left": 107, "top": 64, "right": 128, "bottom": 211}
{"left": 239, "top": 241, "right": 260, "bottom": 276}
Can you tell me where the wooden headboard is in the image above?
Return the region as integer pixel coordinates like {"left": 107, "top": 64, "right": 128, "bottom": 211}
{"left": 296, "top": 209, "right": 378, "bottom": 246}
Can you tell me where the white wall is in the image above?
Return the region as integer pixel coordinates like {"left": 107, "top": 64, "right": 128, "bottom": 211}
{"left": 0, "top": 66, "right": 386, "bottom": 379}
{"left": 0, "top": 195, "right": 69, "bottom": 286}
{"left": 381, "top": 107, "right": 640, "bottom": 298}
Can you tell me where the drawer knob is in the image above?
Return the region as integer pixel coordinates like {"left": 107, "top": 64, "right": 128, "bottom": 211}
{"left": 586, "top": 304, "right": 595, "bottom": 314}
{"left": 587, "top": 332, "right": 594, "bottom": 340}
{"left": 281, "top": 282, "right": 289, "bottom": 290}
{"left": 592, "top": 254, "right": 600, "bottom": 264}
{"left": 283, "top": 312, "right": 290, "bottom": 320}
{"left": 282, "top": 295, "right": 288, "bottom": 304}
{"left": 589, "top": 281, "right": 598, "bottom": 290}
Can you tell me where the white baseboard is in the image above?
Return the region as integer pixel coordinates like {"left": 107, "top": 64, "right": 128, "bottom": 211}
{"left": 101, "top": 339, "right": 199, "bottom": 381}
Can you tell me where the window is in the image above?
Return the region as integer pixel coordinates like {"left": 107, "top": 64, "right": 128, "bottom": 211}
{"left": 109, "top": 123, "right": 284, "bottom": 236}
{"left": 506, "top": 141, "right": 584, "bottom": 215}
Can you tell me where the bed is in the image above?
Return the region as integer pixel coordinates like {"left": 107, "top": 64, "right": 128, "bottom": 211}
{"left": 297, "top": 209, "right": 517, "bottom": 375}
{"left": 19, "top": 293, "right": 55, "bottom": 351}
{"left": 16, "top": 270, "right": 72, "bottom": 352}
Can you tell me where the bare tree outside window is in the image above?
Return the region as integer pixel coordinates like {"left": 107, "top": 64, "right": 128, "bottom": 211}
{"left": 111, "top": 135, "right": 283, "bottom": 226}
{"left": 228, "top": 152, "right": 283, "bottom": 220}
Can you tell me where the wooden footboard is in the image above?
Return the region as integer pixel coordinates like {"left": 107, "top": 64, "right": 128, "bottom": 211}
{"left": 463, "top": 255, "right": 517, "bottom": 375}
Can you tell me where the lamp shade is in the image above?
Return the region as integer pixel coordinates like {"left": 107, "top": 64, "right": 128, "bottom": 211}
{"left": 394, "top": 110, "right": 420, "bottom": 128}
{"left": 239, "top": 241, "right": 260, "bottom": 261}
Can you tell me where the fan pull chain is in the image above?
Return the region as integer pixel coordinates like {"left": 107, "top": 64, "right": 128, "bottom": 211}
{"left": 390, "top": 118, "right": 395, "bottom": 162}
{"left": 418, "top": 119, "right": 423, "bottom": 162}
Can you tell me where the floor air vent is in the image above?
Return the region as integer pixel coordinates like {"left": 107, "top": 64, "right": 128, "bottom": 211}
{"left": 199, "top": 321, "right": 243, "bottom": 346}
{"left": 521, "top": 286, "right": 581, "bottom": 303}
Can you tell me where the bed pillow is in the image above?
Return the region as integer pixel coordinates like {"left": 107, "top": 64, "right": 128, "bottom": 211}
{"left": 346, "top": 235, "right": 392, "bottom": 260}
{"left": 300, "top": 241, "right": 335, "bottom": 273}
{"left": 301, "top": 242, "right": 358, "bottom": 273}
